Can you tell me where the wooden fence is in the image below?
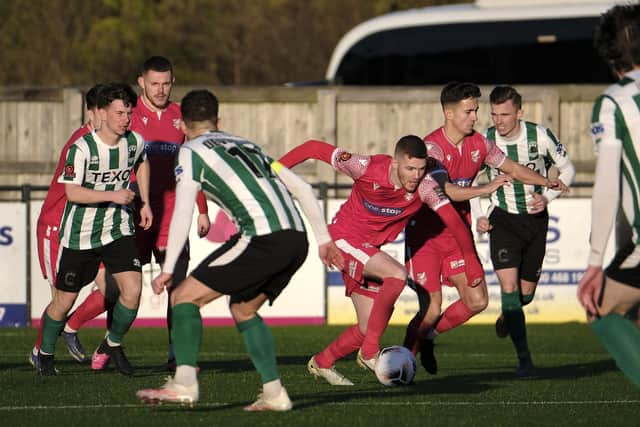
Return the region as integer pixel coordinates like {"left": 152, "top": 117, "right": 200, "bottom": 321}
{"left": 0, "top": 85, "right": 603, "bottom": 199}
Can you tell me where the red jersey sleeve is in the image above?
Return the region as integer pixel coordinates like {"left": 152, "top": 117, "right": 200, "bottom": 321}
{"left": 417, "top": 173, "right": 450, "bottom": 211}
{"left": 425, "top": 140, "right": 445, "bottom": 163}
{"left": 331, "top": 149, "right": 370, "bottom": 180}
{"left": 278, "top": 139, "right": 335, "bottom": 168}
{"left": 482, "top": 135, "right": 507, "bottom": 169}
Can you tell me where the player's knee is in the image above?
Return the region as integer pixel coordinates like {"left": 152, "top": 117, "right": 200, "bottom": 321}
{"left": 229, "top": 304, "right": 258, "bottom": 323}
{"left": 118, "top": 284, "right": 141, "bottom": 307}
{"left": 466, "top": 294, "right": 488, "bottom": 313}
{"left": 51, "top": 294, "right": 76, "bottom": 318}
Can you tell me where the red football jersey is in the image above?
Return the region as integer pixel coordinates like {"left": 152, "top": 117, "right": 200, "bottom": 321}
{"left": 129, "top": 96, "right": 184, "bottom": 201}
{"left": 37, "top": 124, "right": 92, "bottom": 228}
{"left": 407, "top": 128, "right": 506, "bottom": 246}
{"left": 328, "top": 149, "right": 449, "bottom": 247}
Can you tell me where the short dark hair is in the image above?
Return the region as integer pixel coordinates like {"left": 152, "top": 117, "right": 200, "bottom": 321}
{"left": 141, "top": 55, "right": 173, "bottom": 75}
{"left": 594, "top": 4, "right": 640, "bottom": 74}
{"left": 489, "top": 86, "right": 522, "bottom": 109}
{"left": 394, "top": 135, "right": 427, "bottom": 159}
{"left": 440, "top": 82, "right": 481, "bottom": 107}
{"left": 97, "top": 83, "right": 137, "bottom": 109}
{"left": 85, "top": 83, "right": 106, "bottom": 110}
{"left": 180, "top": 90, "right": 219, "bottom": 124}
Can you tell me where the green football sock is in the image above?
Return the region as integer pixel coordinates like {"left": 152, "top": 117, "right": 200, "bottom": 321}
{"left": 41, "top": 311, "right": 65, "bottom": 354}
{"left": 591, "top": 314, "right": 640, "bottom": 387}
{"left": 170, "top": 303, "right": 202, "bottom": 367}
{"left": 237, "top": 315, "right": 279, "bottom": 384}
{"left": 502, "top": 291, "right": 530, "bottom": 358}
{"left": 521, "top": 293, "right": 535, "bottom": 306}
{"left": 107, "top": 300, "right": 138, "bottom": 344}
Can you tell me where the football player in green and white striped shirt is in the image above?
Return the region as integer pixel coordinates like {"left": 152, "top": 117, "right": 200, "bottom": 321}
{"left": 38, "top": 83, "right": 152, "bottom": 376}
{"left": 470, "top": 86, "right": 575, "bottom": 376}
{"left": 137, "top": 90, "right": 343, "bottom": 410}
{"left": 578, "top": 4, "right": 640, "bottom": 387}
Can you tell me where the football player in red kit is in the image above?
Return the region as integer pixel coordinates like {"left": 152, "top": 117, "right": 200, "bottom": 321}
{"left": 404, "top": 82, "right": 567, "bottom": 375}
{"left": 279, "top": 135, "right": 509, "bottom": 385}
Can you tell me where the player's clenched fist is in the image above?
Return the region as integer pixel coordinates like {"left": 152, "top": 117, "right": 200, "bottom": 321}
{"left": 546, "top": 178, "right": 569, "bottom": 193}
{"left": 111, "top": 188, "right": 136, "bottom": 204}
{"left": 319, "top": 241, "right": 345, "bottom": 271}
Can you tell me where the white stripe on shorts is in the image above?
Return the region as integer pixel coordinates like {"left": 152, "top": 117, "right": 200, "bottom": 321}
{"left": 335, "top": 239, "right": 371, "bottom": 265}
{"left": 620, "top": 245, "right": 640, "bottom": 269}
{"left": 43, "top": 236, "right": 54, "bottom": 287}
{"left": 208, "top": 235, "right": 251, "bottom": 267}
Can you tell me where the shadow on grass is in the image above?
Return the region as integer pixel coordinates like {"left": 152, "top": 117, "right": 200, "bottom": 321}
{"left": 150, "top": 357, "right": 620, "bottom": 412}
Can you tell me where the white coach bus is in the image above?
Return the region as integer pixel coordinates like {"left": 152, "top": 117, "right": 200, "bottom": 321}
{"left": 324, "top": 0, "right": 623, "bottom": 85}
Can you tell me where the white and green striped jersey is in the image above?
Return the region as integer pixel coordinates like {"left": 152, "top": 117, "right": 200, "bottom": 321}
{"left": 484, "top": 121, "right": 572, "bottom": 214}
{"left": 58, "top": 130, "right": 146, "bottom": 250}
{"left": 589, "top": 69, "right": 640, "bottom": 266}
{"left": 176, "top": 131, "right": 305, "bottom": 237}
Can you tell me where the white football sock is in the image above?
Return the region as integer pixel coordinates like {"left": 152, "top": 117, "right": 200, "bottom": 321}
{"left": 175, "top": 365, "right": 198, "bottom": 387}
{"left": 262, "top": 379, "right": 283, "bottom": 399}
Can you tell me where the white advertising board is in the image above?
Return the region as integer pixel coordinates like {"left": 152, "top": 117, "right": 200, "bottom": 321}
{"left": 0, "top": 202, "right": 27, "bottom": 326}
{"left": 326, "top": 198, "right": 614, "bottom": 325}
{"left": 28, "top": 200, "right": 325, "bottom": 327}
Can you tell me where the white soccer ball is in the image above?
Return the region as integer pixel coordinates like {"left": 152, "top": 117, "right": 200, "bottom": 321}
{"left": 374, "top": 345, "right": 417, "bottom": 386}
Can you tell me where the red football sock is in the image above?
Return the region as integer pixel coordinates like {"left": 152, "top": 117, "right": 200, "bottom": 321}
{"left": 435, "top": 300, "right": 475, "bottom": 334}
{"left": 360, "top": 277, "right": 405, "bottom": 359}
{"left": 34, "top": 308, "right": 46, "bottom": 350}
{"left": 315, "top": 325, "right": 365, "bottom": 368}
{"left": 66, "top": 289, "right": 106, "bottom": 330}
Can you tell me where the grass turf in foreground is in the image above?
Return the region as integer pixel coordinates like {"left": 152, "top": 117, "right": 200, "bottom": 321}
{"left": 0, "top": 324, "right": 638, "bottom": 427}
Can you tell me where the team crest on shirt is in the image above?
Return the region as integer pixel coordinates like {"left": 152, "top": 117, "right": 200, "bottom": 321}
{"left": 470, "top": 149, "right": 480, "bottom": 163}
{"left": 63, "top": 165, "right": 75, "bottom": 179}
{"left": 555, "top": 143, "right": 567, "bottom": 157}
{"left": 142, "top": 116, "right": 148, "bottom": 126}
{"left": 373, "top": 182, "right": 380, "bottom": 191}
{"left": 173, "top": 118, "right": 181, "bottom": 130}
{"left": 446, "top": 154, "right": 451, "bottom": 162}
{"left": 404, "top": 192, "right": 414, "bottom": 201}
{"left": 339, "top": 151, "right": 352, "bottom": 162}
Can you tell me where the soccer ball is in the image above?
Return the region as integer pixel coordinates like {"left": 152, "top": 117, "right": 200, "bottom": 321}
{"left": 374, "top": 345, "right": 417, "bottom": 386}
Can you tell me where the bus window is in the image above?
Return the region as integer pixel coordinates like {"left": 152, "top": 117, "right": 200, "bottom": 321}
{"left": 333, "top": 17, "right": 613, "bottom": 85}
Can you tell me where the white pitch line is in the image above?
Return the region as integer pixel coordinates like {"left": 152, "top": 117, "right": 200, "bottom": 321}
{"left": 0, "top": 400, "right": 638, "bottom": 411}
{"left": 331, "top": 400, "right": 640, "bottom": 406}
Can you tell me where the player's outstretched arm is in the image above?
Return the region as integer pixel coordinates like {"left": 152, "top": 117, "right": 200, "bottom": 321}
{"left": 279, "top": 139, "right": 335, "bottom": 168}
{"left": 500, "top": 157, "right": 569, "bottom": 192}
{"left": 272, "top": 160, "right": 344, "bottom": 270}
{"left": 444, "top": 174, "right": 512, "bottom": 202}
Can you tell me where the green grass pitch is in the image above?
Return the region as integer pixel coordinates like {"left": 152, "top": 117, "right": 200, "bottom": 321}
{"left": 1, "top": 323, "right": 638, "bottom": 427}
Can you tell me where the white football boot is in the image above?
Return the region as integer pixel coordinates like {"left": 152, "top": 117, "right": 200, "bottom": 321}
{"left": 307, "top": 356, "right": 354, "bottom": 386}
